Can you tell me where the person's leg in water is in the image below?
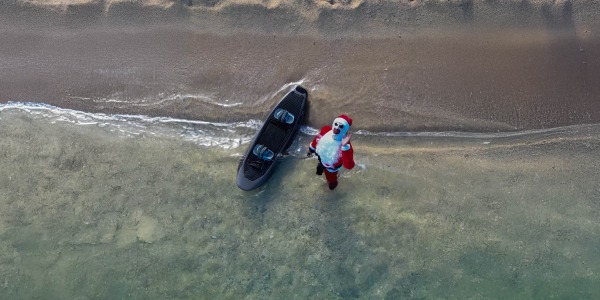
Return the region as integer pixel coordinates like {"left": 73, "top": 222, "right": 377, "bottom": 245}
{"left": 323, "top": 169, "right": 338, "bottom": 190}
{"left": 316, "top": 162, "right": 324, "bottom": 176}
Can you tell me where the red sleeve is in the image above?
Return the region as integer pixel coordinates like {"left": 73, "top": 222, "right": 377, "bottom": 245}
{"left": 309, "top": 126, "right": 332, "bottom": 150}
{"left": 342, "top": 143, "right": 355, "bottom": 170}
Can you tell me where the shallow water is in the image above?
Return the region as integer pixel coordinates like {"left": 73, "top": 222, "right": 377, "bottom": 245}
{"left": 1, "top": 104, "right": 599, "bottom": 299}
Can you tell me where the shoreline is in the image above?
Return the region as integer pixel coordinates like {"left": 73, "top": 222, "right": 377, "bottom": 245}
{"left": 2, "top": 25, "right": 599, "bottom": 132}
{"left": 2, "top": 1, "right": 600, "bottom": 133}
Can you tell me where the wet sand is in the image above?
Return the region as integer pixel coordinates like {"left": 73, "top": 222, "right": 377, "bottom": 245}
{"left": 1, "top": 1, "right": 600, "bottom": 132}
{"left": 1, "top": 109, "right": 599, "bottom": 298}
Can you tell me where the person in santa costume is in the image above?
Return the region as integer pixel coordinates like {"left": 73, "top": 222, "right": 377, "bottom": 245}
{"left": 307, "top": 114, "right": 355, "bottom": 190}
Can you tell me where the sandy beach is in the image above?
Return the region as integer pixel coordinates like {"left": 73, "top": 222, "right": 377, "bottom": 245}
{"left": 1, "top": 0, "right": 600, "bottom": 132}
{"left": 1, "top": 0, "right": 600, "bottom": 298}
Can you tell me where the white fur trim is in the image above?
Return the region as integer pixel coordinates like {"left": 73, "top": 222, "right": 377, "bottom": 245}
{"left": 334, "top": 117, "right": 349, "bottom": 129}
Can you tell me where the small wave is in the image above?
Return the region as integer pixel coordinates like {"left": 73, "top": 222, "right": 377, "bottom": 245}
{"left": 0, "top": 102, "right": 260, "bottom": 149}
{"left": 302, "top": 124, "right": 600, "bottom": 143}
{"left": 300, "top": 126, "right": 320, "bottom": 136}
{"left": 160, "top": 93, "right": 243, "bottom": 108}
{"left": 70, "top": 92, "right": 244, "bottom": 108}
{"left": 3, "top": 102, "right": 598, "bottom": 149}
{"left": 254, "top": 79, "right": 307, "bottom": 106}
{"left": 354, "top": 125, "right": 600, "bottom": 140}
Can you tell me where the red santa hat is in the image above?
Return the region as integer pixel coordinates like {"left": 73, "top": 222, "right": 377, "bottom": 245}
{"left": 336, "top": 114, "right": 352, "bottom": 127}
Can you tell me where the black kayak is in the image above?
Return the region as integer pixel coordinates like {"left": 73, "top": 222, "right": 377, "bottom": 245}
{"left": 236, "top": 86, "right": 308, "bottom": 191}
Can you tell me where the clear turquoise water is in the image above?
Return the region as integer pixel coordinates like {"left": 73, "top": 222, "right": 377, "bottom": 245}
{"left": 1, "top": 104, "right": 599, "bottom": 299}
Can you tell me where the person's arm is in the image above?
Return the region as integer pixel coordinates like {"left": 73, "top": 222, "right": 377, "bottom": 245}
{"left": 341, "top": 144, "right": 355, "bottom": 169}
{"left": 341, "top": 134, "right": 355, "bottom": 169}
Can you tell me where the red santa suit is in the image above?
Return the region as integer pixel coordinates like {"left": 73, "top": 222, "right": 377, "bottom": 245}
{"left": 308, "top": 115, "right": 355, "bottom": 190}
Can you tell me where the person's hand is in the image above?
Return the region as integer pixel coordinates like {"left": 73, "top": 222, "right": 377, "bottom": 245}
{"left": 342, "top": 133, "right": 352, "bottom": 146}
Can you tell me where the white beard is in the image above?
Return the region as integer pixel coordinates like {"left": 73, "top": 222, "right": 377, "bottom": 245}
{"left": 315, "top": 131, "right": 342, "bottom": 167}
